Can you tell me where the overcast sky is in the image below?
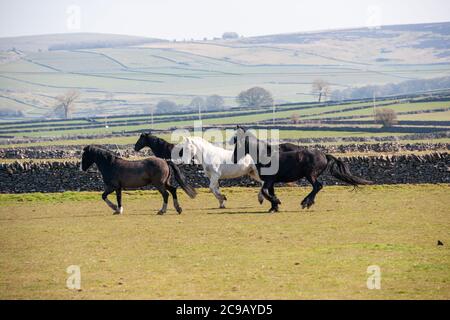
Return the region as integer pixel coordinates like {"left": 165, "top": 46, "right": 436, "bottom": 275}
{"left": 1, "top": 0, "right": 449, "bottom": 39}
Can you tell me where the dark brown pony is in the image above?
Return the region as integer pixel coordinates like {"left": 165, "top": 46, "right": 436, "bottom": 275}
{"left": 134, "top": 132, "right": 183, "bottom": 160}
{"left": 80, "top": 145, "right": 196, "bottom": 215}
{"left": 232, "top": 127, "right": 372, "bottom": 212}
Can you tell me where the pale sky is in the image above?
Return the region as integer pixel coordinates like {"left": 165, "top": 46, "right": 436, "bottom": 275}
{"left": 0, "top": 0, "right": 449, "bottom": 39}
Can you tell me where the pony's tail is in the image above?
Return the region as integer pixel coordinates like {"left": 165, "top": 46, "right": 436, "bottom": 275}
{"left": 167, "top": 160, "right": 197, "bottom": 199}
{"left": 326, "top": 154, "right": 372, "bottom": 186}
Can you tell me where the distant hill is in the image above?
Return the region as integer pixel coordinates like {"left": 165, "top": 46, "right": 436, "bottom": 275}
{"left": 0, "top": 22, "right": 449, "bottom": 119}
{"left": 0, "top": 33, "right": 165, "bottom": 52}
{"left": 240, "top": 22, "right": 450, "bottom": 45}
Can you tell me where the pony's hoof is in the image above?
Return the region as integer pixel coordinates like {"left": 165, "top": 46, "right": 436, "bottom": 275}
{"left": 268, "top": 207, "right": 279, "bottom": 213}
{"left": 157, "top": 210, "right": 166, "bottom": 215}
{"left": 176, "top": 207, "right": 183, "bottom": 214}
{"left": 301, "top": 200, "right": 314, "bottom": 209}
{"left": 275, "top": 199, "right": 281, "bottom": 205}
{"left": 113, "top": 207, "right": 123, "bottom": 215}
{"left": 219, "top": 204, "right": 226, "bottom": 209}
{"left": 258, "top": 194, "right": 264, "bottom": 205}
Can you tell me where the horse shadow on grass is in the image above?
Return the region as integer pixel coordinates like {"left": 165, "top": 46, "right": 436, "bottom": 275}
{"left": 0, "top": 211, "right": 167, "bottom": 222}
{"left": 206, "top": 209, "right": 269, "bottom": 215}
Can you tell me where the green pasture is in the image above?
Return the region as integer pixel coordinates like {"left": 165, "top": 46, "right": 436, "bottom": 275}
{"left": 0, "top": 185, "right": 449, "bottom": 299}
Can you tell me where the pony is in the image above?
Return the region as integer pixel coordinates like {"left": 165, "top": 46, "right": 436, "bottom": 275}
{"left": 134, "top": 132, "right": 183, "bottom": 160}
{"left": 180, "top": 136, "right": 262, "bottom": 208}
{"left": 232, "top": 127, "right": 372, "bottom": 212}
{"left": 80, "top": 145, "right": 196, "bottom": 215}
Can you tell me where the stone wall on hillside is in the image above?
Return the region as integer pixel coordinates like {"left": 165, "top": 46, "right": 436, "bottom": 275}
{"left": 1, "top": 142, "right": 448, "bottom": 160}
{"left": 0, "top": 153, "right": 448, "bottom": 193}
{"left": 1, "top": 130, "right": 449, "bottom": 147}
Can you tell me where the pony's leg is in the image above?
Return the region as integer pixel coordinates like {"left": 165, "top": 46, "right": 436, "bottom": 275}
{"left": 248, "top": 171, "right": 264, "bottom": 204}
{"left": 261, "top": 181, "right": 280, "bottom": 213}
{"left": 301, "top": 175, "right": 323, "bottom": 209}
{"left": 268, "top": 184, "right": 281, "bottom": 213}
{"left": 113, "top": 188, "right": 123, "bottom": 215}
{"left": 156, "top": 186, "right": 169, "bottom": 215}
{"left": 102, "top": 185, "right": 118, "bottom": 213}
{"left": 167, "top": 185, "right": 182, "bottom": 214}
{"left": 258, "top": 188, "right": 265, "bottom": 205}
{"left": 209, "top": 175, "right": 227, "bottom": 208}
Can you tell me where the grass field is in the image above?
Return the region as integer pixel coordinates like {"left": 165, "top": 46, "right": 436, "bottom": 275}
{"left": 1, "top": 97, "right": 449, "bottom": 140}
{"left": 0, "top": 185, "right": 449, "bottom": 299}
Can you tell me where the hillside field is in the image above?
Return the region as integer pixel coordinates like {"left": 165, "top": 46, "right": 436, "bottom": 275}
{"left": 1, "top": 22, "right": 450, "bottom": 120}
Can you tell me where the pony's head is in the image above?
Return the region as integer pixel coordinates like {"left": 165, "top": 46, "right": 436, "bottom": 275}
{"left": 231, "top": 126, "right": 250, "bottom": 163}
{"left": 134, "top": 132, "right": 152, "bottom": 152}
{"left": 232, "top": 127, "right": 272, "bottom": 164}
{"left": 181, "top": 137, "right": 198, "bottom": 164}
{"left": 228, "top": 125, "right": 247, "bottom": 145}
{"left": 80, "top": 145, "right": 95, "bottom": 171}
{"left": 81, "top": 145, "right": 115, "bottom": 171}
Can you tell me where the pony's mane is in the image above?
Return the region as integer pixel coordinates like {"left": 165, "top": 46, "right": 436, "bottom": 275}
{"left": 187, "top": 136, "right": 225, "bottom": 150}
{"left": 84, "top": 145, "right": 117, "bottom": 163}
{"left": 146, "top": 134, "right": 174, "bottom": 148}
{"left": 233, "top": 128, "right": 273, "bottom": 163}
{"left": 237, "top": 129, "right": 269, "bottom": 150}
{"left": 187, "top": 136, "right": 210, "bottom": 145}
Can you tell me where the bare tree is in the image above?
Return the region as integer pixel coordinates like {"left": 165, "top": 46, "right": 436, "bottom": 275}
{"left": 54, "top": 90, "right": 80, "bottom": 118}
{"left": 375, "top": 108, "right": 398, "bottom": 128}
{"left": 236, "top": 87, "right": 273, "bottom": 108}
{"left": 311, "top": 79, "right": 331, "bottom": 102}
{"left": 206, "top": 94, "right": 224, "bottom": 110}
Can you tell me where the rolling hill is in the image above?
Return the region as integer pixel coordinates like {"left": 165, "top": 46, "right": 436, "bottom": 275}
{"left": 0, "top": 22, "right": 449, "bottom": 120}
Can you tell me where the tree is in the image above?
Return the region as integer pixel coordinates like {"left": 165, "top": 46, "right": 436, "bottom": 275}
{"left": 143, "top": 105, "right": 156, "bottom": 126}
{"left": 222, "top": 32, "right": 239, "bottom": 40}
{"left": 54, "top": 90, "right": 80, "bottom": 119}
{"left": 205, "top": 95, "right": 224, "bottom": 110}
{"left": 312, "top": 79, "right": 331, "bottom": 102}
{"left": 375, "top": 108, "right": 398, "bottom": 128}
{"left": 155, "top": 99, "right": 178, "bottom": 114}
{"left": 190, "top": 96, "right": 205, "bottom": 110}
{"left": 236, "top": 87, "right": 273, "bottom": 108}
{"left": 291, "top": 113, "right": 300, "bottom": 124}
{"left": 330, "top": 76, "right": 450, "bottom": 100}
{"left": 190, "top": 96, "right": 205, "bottom": 119}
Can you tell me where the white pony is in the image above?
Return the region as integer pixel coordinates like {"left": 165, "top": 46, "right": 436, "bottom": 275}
{"left": 180, "top": 136, "right": 263, "bottom": 208}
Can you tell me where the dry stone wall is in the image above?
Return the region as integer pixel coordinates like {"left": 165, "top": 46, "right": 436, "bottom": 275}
{"left": 1, "top": 153, "right": 448, "bottom": 193}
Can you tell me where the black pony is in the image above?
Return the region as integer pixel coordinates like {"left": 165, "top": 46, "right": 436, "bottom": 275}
{"left": 134, "top": 132, "right": 183, "bottom": 160}
{"left": 232, "top": 127, "right": 372, "bottom": 212}
{"left": 81, "top": 145, "right": 196, "bottom": 215}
